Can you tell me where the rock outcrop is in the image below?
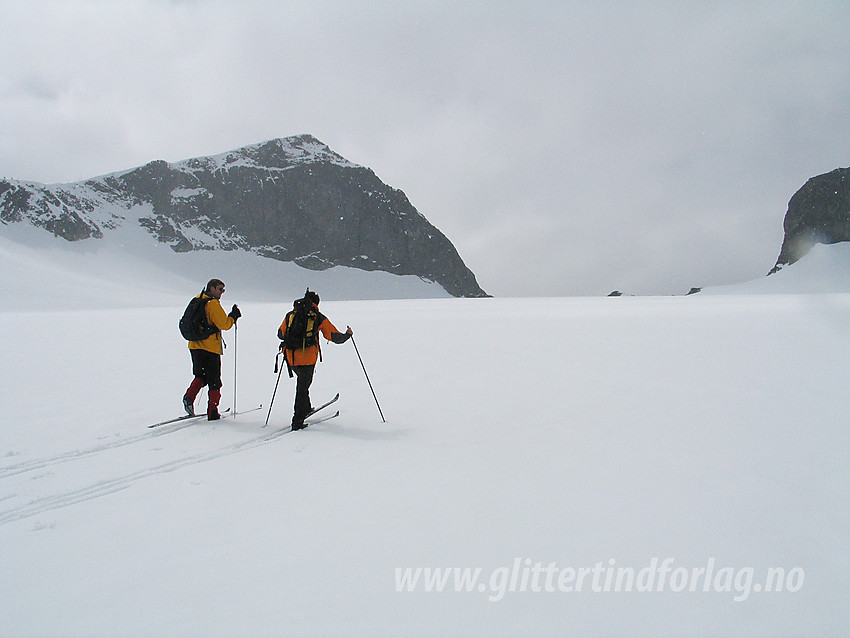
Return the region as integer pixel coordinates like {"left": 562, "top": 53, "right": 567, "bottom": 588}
{"left": 771, "top": 167, "right": 850, "bottom": 273}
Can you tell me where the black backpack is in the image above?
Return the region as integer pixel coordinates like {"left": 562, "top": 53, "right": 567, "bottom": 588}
{"left": 179, "top": 293, "right": 217, "bottom": 341}
{"left": 281, "top": 293, "right": 323, "bottom": 351}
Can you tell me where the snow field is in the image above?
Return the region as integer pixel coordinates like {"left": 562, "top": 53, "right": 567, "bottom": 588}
{"left": 2, "top": 290, "right": 849, "bottom": 637}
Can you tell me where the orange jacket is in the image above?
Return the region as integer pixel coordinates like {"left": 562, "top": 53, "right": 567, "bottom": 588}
{"left": 188, "top": 293, "right": 235, "bottom": 355}
{"left": 278, "top": 305, "right": 347, "bottom": 367}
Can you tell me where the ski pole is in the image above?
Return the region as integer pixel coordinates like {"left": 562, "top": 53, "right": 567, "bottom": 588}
{"left": 351, "top": 335, "right": 385, "bottom": 423}
{"left": 233, "top": 322, "right": 238, "bottom": 416}
{"left": 264, "top": 350, "right": 285, "bottom": 427}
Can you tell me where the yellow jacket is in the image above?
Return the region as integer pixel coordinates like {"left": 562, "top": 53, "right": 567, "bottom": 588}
{"left": 188, "top": 293, "right": 235, "bottom": 355}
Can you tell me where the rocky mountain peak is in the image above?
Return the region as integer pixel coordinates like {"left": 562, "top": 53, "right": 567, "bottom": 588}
{"left": 181, "top": 135, "right": 358, "bottom": 174}
{"left": 0, "top": 135, "right": 488, "bottom": 298}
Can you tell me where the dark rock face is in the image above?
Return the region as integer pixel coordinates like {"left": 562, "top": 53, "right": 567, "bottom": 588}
{"left": 0, "top": 135, "right": 488, "bottom": 298}
{"left": 771, "top": 167, "right": 850, "bottom": 273}
{"left": 0, "top": 178, "right": 109, "bottom": 240}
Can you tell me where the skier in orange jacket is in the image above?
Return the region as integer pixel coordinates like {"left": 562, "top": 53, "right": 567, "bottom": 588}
{"left": 277, "top": 290, "right": 351, "bottom": 430}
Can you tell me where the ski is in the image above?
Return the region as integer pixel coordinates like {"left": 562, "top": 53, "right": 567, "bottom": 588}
{"left": 263, "top": 410, "right": 340, "bottom": 441}
{"left": 148, "top": 407, "right": 231, "bottom": 429}
{"left": 231, "top": 404, "right": 263, "bottom": 418}
{"left": 305, "top": 410, "right": 339, "bottom": 427}
{"left": 262, "top": 393, "right": 338, "bottom": 429}
{"left": 306, "top": 393, "right": 339, "bottom": 419}
{"left": 148, "top": 413, "right": 204, "bottom": 429}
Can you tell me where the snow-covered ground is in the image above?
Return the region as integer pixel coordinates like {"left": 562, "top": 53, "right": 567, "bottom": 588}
{"left": 0, "top": 221, "right": 449, "bottom": 311}
{"left": 1, "top": 229, "right": 848, "bottom": 637}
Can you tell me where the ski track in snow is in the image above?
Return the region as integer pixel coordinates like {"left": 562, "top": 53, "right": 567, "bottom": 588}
{"left": 0, "top": 418, "right": 200, "bottom": 479}
{"left": 0, "top": 416, "right": 297, "bottom": 526}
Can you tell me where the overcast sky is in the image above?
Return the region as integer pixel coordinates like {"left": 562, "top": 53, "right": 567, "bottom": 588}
{"left": 1, "top": 1, "right": 848, "bottom": 296}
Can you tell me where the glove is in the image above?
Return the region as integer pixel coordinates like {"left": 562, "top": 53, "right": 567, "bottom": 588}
{"left": 228, "top": 304, "right": 242, "bottom": 320}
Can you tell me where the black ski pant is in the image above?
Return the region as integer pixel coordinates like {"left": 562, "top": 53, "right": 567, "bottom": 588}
{"left": 190, "top": 348, "right": 222, "bottom": 391}
{"left": 292, "top": 364, "right": 315, "bottom": 426}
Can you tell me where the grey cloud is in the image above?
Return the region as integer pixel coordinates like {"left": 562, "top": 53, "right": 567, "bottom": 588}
{"left": 1, "top": 1, "right": 848, "bottom": 295}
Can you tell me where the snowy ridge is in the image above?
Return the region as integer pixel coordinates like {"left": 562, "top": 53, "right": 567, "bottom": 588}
{"left": 180, "top": 135, "right": 360, "bottom": 174}
{"left": 0, "top": 222, "right": 448, "bottom": 310}
{"left": 703, "top": 242, "right": 850, "bottom": 295}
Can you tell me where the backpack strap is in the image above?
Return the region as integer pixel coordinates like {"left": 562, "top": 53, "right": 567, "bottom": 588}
{"left": 314, "top": 311, "right": 325, "bottom": 362}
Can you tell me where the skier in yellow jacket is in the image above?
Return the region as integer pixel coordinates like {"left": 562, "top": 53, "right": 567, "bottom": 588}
{"left": 277, "top": 289, "right": 351, "bottom": 430}
{"left": 183, "top": 279, "right": 241, "bottom": 420}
